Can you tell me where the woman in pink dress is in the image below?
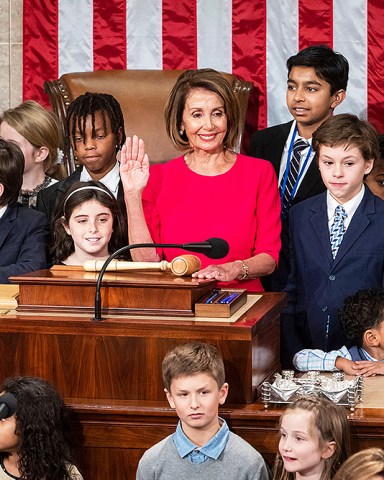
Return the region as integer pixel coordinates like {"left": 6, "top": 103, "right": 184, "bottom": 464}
{"left": 120, "top": 69, "right": 281, "bottom": 291}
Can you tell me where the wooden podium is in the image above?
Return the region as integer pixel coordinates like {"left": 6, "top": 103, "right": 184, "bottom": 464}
{"left": 1, "top": 269, "right": 286, "bottom": 479}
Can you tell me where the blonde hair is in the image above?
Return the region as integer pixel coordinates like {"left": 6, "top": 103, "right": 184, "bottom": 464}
{"left": 0, "top": 100, "right": 65, "bottom": 179}
{"left": 334, "top": 448, "right": 384, "bottom": 480}
{"left": 273, "top": 397, "right": 351, "bottom": 480}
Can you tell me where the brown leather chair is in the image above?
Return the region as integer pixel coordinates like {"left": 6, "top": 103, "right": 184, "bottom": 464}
{"left": 44, "top": 69, "right": 253, "bottom": 175}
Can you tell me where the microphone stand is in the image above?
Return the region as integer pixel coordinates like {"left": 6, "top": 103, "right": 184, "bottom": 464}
{"left": 94, "top": 242, "right": 198, "bottom": 321}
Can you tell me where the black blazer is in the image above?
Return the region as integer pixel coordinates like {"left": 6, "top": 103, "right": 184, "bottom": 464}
{"left": 248, "top": 121, "right": 326, "bottom": 291}
{"left": 0, "top": 203, "right": 49, "bottom": 283}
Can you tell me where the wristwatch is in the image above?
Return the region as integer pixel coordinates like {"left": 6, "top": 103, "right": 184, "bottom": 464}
{"left": 235, "top": 260, "right": 249, "bottom": 280}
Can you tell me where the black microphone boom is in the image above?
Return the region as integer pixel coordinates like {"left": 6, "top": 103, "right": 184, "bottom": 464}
{"left": 0, "top": 393, "right": 18, "bottom": 420}
{"left": 181, "top": 238, "right": 229, "bottom": 259}
{"left": 93, "top": 238, "right": 229, "bottom": 321}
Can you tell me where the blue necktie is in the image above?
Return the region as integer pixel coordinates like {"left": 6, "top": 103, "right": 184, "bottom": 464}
{"left": 281, "top": 138, "right": 308, "bottom": 218}
{"left": 330, "top": 205, "right": 347, "bottom": 259}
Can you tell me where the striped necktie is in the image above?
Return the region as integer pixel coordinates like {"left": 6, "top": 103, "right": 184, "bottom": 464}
{"left": 330, "top": 205, "right": 347, "bottom": 259}
{"left": 281, "top": 138, "right": 308, "bottom": 218}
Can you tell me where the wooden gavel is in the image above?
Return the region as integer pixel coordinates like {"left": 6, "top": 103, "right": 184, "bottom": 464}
{"left": 83, "top": 254, "right": 201, "bottom": 277}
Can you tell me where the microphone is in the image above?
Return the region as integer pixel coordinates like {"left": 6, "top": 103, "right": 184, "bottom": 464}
{"left": 180, "top": 238, "right": 229, "bottom": 259}
{"left": 93, "top": 238, "right": 229, "bottom": 321}
{"left": 0, "top": 393, "right": 18, "bottom": 420}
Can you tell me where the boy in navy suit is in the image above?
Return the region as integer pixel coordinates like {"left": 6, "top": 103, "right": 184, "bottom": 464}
{"left": 282, "top": 114, "right": 384, "bottom": 368}
{"left": 249, "top": 45, "right": 349, "bottom": 291}
{"left": 0, "top": 139, "right": 48, "bottom": 283}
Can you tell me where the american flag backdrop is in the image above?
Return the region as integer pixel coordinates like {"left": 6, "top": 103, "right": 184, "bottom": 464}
{"left": 23, "top": 0, "right": 384, "bottom": 135}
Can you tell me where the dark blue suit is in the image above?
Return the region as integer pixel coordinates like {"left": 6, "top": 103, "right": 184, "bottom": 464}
{"left": 0, "top": 203, "right": 49, "bottom": 283}
{"left": 281, "top": 188, "right": 384, "bottom": 367}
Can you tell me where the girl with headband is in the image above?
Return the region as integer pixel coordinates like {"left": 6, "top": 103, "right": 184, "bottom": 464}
{"left": 51, "top": 180, "right": 126, "bottom": 265}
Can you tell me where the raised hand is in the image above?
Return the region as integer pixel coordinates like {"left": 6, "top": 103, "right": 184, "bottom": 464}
{"left": 120, "top": 135, "right": 150, "bottom": 193}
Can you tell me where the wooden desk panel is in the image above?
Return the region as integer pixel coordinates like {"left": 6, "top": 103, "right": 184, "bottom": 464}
{"left": 67, "top": 399, "right": 384, "bottom": 479}
{"left": 0, "top": 293, "right": 284, "bottom": 404}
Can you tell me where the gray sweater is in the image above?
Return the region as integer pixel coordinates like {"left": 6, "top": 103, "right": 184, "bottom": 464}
{"left": 136, "top": 431, "right": 270, "bottom": 480}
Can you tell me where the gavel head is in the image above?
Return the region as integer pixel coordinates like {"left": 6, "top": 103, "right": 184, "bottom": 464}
{"left": 170, "top": 255, "right": 201, "bottom": 276}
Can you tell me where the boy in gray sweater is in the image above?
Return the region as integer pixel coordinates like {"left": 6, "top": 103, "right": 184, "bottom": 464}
{"left": 136, "top": 342, "right": 269, "bottom": 480}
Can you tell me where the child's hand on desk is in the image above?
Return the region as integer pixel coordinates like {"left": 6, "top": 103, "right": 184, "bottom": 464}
{"left": 351, "top": 360, "right": 384, "bottom": 377}
{"left": 335, "top": 357, "right": 359, "bottom": 376}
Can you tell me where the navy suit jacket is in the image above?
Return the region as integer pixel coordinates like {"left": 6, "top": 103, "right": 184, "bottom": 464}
{"left": 282, "top": 188, "right": 384, "bottom": 365}
{"left": 0, "top": 203, "right": 49, "bottom": 283}
{"left": 248, "top": 121, "right": 326, "bottom": 291}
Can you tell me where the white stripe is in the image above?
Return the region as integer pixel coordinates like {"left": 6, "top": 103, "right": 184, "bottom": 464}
{"left": 333, "top": 0, "right": 368, "bottom": 119}
{"left": 196, "top": 0, "right": 232, "bottom": 73}
{"left": 126, "top": 0, "right": 162, "bottom": 69}
{"left": 266, "top": 0, "right": 298, "bottom": 127}
{"left": 58, "top": 0, "right": 93, "bottom": 75}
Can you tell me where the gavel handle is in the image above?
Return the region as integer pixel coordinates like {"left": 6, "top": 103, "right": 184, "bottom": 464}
{"left": 83, "top": 260, "right": 170, "bottom": 272}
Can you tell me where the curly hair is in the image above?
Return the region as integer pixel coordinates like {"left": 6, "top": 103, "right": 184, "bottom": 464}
{"left": 1, "top": 376, "right": 78, "bottom": 480}
{"left": 273, "top": 397, "right": 351, "bottom": 480}
{"left": 339, "top": 288, "right": 384, "bottom": 347}
{"left": 50, "top": 180, "right": 126, "bottom": 264}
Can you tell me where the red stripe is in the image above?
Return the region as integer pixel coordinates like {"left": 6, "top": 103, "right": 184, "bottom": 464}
{"left": 93, "top": 0, "right": 126, "bottom": 70}
{"left": 162, "top": 0, "right": 197, "bottom": 69}
{"left": 232, "top": 0, "right": 266, "bottom": 139}
{"left": 23, "top": 0, "right": 58, "bottom": 107}
{"left": 367, "top": 0, "right": 384, "bottom": 133}
{"left": 298, "top": 0, "right": 333, "bottom": 50}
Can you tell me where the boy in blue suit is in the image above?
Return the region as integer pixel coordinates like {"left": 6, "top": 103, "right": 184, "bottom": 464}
{"left": 294, "top": 288, "right": 384, "bottom": 376}
{"left": 0, "top": 139, "right": 48, "bottom": 283}
{"left": 281, "top": 114, "right": 384, "bottom": 368}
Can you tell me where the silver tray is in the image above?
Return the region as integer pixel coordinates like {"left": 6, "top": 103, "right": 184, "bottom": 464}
{"left": 261, "top": 370, "right": 364, "bottom": 411}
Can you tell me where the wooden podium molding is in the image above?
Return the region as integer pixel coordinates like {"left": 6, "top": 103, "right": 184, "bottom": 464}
{"left": 12, "top": 268, "right": 215, "bottom": 316}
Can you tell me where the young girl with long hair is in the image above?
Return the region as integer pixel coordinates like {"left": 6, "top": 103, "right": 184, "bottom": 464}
{"left": 51, "top": 180, "right": 125, "bottom": 265}
{"left": 273, "top": 397, "right": 351, "bottom": 480}
{"left": 0, "top": 100, "right": 65, "bottom": 208}
{"left": 0, "top": 376, "right": 82, "bottom": 479}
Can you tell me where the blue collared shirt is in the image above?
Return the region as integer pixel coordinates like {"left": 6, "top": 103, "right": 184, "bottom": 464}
{"left": 293, "top": 345, "right": 380, "bottom": 371}
{"left": 172, "top": 417, "right": 229, "bottom": 464}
